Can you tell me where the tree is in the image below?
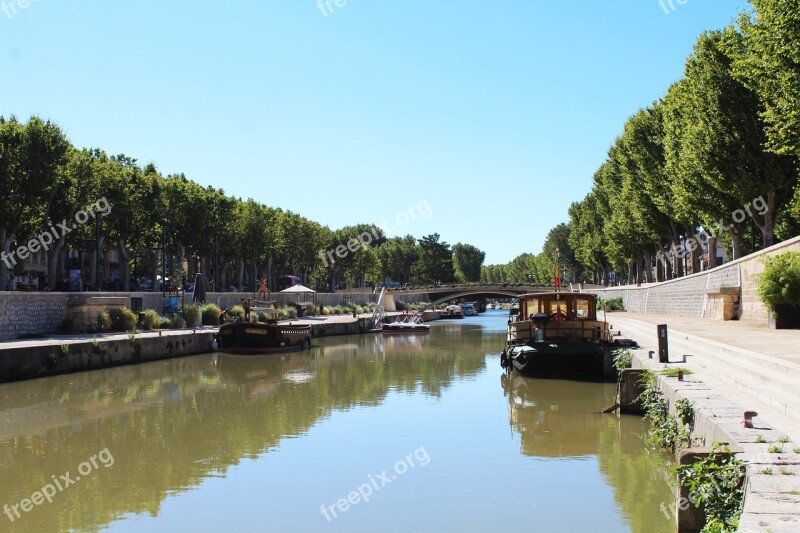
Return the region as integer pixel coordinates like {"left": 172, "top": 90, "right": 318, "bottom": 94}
{"left": 731, "top": 1, "right": 800, "bottom": 157}
{"left": 0, "top": 116, "right": 70, "bottom": 286}
{"left": 413, "top": 234, "right": 454, "bottom": 284}
{"left": 452, "top": 243, "right": 485, "bottom": 282}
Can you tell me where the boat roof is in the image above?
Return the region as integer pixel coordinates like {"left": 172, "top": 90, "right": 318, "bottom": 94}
{"left": 516, "top": 292, "right": 597, "bottom": 301}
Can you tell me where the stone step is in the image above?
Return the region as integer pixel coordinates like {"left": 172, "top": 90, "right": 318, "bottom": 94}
{"left": 613, "top": 317, "right": 800, "bottom": 423}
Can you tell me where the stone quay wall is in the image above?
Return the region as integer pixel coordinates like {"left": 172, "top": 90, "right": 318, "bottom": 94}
{"left": 589, "top": 234, "right": 800, "bottom": 322}
{"left": 0, "top": 291, "right": 426, "bottom": 341}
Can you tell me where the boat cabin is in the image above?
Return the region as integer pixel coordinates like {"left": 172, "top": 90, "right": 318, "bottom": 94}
{"left": 508, "top": 292, "right": 611, "bottom": 344}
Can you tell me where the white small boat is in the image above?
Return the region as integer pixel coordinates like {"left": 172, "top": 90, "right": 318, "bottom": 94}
{"left": 382, "top": 313, "right": 430, "bottom": 333}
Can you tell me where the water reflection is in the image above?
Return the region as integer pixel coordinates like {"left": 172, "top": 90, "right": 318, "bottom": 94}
{"left": 0, "top": 317, "right": 674, "bottom": 532}
{"left": 501, "top": 372, "right": 676, "bottom": 532}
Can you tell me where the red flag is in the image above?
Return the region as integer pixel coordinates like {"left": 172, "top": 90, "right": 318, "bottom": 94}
{"left": 554, "top": 271, "right": 560, "bottom": 288}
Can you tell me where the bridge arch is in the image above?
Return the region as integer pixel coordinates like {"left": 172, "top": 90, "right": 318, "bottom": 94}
{"left": 427, "top": 289, "right": 536, "bottom": 308}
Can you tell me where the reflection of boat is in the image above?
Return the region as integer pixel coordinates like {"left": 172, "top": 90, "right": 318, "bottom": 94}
{"left": 500, "top": 292, "right": 615, "bottom": 380}
{"left": 501, "top": 372, "right": 612, "bottom": 457}
{"left": 382, "top": 313, "right": 430, "bottom": 333}
{"left": 217, "top": 320, "right": 311, "bottom": 354}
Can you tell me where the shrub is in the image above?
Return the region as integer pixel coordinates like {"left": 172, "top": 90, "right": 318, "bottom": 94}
{"left": 139, "top": 309, "right": 160, "bottom": 330}
{"left": 109, "top": 307, "right": 138, "bottom": 332}
{"left": 675, "top": 444, "right": 745, "bottom": 532}
{"left": 612, "top": 349, "right": 632, "bottom": 372}
{"left": 228, "top": 305, "right": 245, "bottom": 320}
{"left": 158, "top": 317, "right": 173, "bottom": 329}
{"left": 300, "top": 302, "right": 316, "bottom": 316}
{"left": 96, "top": 312, "right": 112, "bottom": 332}
{"left": 180, "top": 304, "right": 201, "bottom": 328}
{"left": 278, "top": 306, "right": 297, "bottom": 320}
{"left": 322, "top": 306, "right": 332, "bottom": 316}
{"left": 757, "top": 251, "right": 800, "bottom": 311}
{"left": 201, "top": 304, "right": 222, "bottom": 326}
{"left": 169, "top": 314, "right": 186, "bottom": 329}
{"left": 256, "top": 312, "right": 271, "bottom": 323}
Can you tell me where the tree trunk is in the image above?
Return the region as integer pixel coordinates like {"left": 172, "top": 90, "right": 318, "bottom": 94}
{"left": 729, "top": 229, "right": 742, "bottom": 260}
{"left": 119, "top": 238, "right": 130, "bottom": 292}
{"left": 47, "top": 239, "right": 65, "bottom": 290}
{"left": 0, "top": 228, "right": 11, "bottom": 289}
{"left": 707, "top": 236, "right": 718, "bottom": 269}
{"left": 237, "top": 257, "right": 244, "bottom": 291}
{"left": 643, "top": 252, "right": 653, "bottom": 283}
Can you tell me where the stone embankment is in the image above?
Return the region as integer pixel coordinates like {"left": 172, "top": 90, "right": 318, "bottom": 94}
{"left": 616, "top": 320, "right": 800, "bottom": 532}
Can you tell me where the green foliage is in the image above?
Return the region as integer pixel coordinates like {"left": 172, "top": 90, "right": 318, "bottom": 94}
{"left": 256, "top": 312, "right": 271, "bottom": 323}
{"left": 200, "top": 304, "right": 222, "bottom": 326}
{"left": 674, "top": 444, "right": 745, "bottom": 533}
{"left": 109, "top": 307, "right": 138, "bottom": 332}
{"left": 661, "top": 367, "right": 694, "bottom": 378}
{"left": 612, "top": 349, "right": 632, "bottom": 372}
{"left": 90, "top": 337, "right": 108, "bottom": 355}
{"left": 757, "top": 252, "right": 800, "bottom": 311}
{"left": 597, "top": 297, "right": 624, "bottom": 311}
{"left": 638, "top": 371, "right": 694, "bottom": 454}
{"left": 169, "top": 314, "right": 186, "bottom": 329}
{"left": 180, "top": 304, "right": 201, "bottom": 328}
{"left": 452, "top": 243, "right": 486, "bottom": 283}
{"left": 96, "top": 312, "right": 112, "bottom": 332}
{"left": 227, "top": 305, "right": 245, "bottom": 320}
{"left": 158, "top": 317, "right": 173, "bottom": 329}
{"left": 139, "top": 309, "right": 160, "bottom": 330}
{"left": 767, "top": 444, "right": 783, "bottom": 453}
{"left": 60, "top": 343, "right": 70, "bottom": 358}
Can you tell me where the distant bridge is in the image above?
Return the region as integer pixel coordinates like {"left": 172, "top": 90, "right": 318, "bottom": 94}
{"left": 385, "top": 285, "right": 557, "bottom": 307}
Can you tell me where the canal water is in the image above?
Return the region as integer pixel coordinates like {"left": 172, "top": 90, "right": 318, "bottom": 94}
{"left": 0, "top": 310, "right": 675, "bottom": 532}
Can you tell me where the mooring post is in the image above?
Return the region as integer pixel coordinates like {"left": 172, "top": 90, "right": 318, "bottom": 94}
{"left": 658, "top": 324, "right": 669, "bottom": 363}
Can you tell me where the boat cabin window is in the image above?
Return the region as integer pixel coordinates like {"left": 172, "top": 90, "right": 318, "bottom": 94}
{"left": 522, "top": 298, "right": 539, "bottom": 318}
{"left": 575, "top": 297, "right": 591, "bottom": 319}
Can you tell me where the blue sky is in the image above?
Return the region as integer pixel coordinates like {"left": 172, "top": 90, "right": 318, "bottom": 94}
{"left": 0, "top": 0, "right": 750, "bottom": 264}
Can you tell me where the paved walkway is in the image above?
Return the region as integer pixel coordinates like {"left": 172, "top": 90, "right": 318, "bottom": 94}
{"left": 608, "top": 312, "right": 800, "bottom": 364}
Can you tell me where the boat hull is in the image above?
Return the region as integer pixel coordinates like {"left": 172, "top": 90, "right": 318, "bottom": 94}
{"left": 504, "top": 341, "right": 612, "bottom": 381}
{"left": 217, "top": 321, "right": 311, "bottom": 355}
{"left": 381, "top": 325, "right": 430, "bottom": 334}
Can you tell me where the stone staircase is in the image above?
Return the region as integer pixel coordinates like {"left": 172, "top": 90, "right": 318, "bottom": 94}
{"left": 611, "top": 316, "right": 800, "bottom": 425}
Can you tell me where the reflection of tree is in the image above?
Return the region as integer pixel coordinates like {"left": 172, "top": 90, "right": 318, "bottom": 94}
{"left": 596, "top": 417, "right": 677, "bottom": 533}
{"left": 501, "top": 373, "right": 676, "bottom": 533}
{"left": 0, "top": 329, "right": 487, "bottom": 533}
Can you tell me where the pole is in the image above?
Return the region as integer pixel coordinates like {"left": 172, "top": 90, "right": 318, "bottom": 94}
{"left": 95, "top": 216, "right": 100, "bottom": 291}
{"left": 161, "top": 225, "right": 166, "bottom": 299}
{"left": 214, "top": 234, "right": 218, "bottom": 293}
